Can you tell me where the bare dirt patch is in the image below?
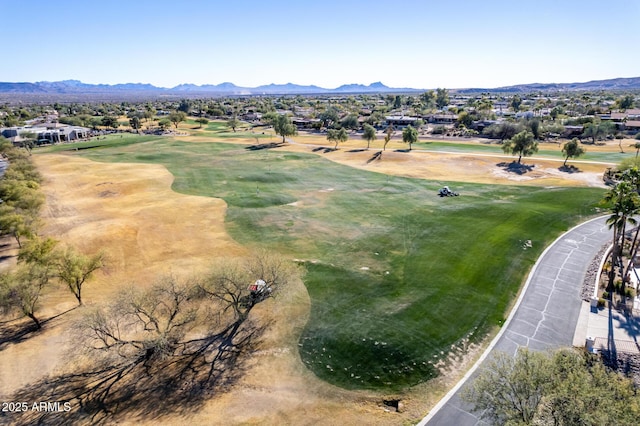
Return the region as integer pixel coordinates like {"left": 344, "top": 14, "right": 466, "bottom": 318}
{"left": 295, "top": 143, "right": 608, "bottom": 188}
{"left": 189, "top": 131, "right": 610, "bottom": 188}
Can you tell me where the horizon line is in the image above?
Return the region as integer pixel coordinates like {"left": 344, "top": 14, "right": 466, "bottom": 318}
{"left": 3, "top": 75, "right": 640, "bottom": 92}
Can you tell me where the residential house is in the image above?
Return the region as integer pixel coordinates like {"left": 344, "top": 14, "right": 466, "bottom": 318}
{"left": 385, "top": 115, "right": 418, "bottom": 128}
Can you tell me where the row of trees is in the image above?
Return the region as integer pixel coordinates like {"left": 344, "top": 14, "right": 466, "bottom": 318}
{"left": 0, "top": 137, "right": 104, "bottom": 329}
{"left": 0, "top": 236, "right": 104, "bottom": 328}
{"left": 0, "top": 138, "right": 43, "bottom": 247}
{"left": 498, "top": 129, "right": 586, "bottom": 165}
{"left": 323, "top": 123, "right": 419, "bottom": 151}
{"left": 480, "top": 117, "right": 620, "bottom": 145}
{"left": 316, "top": 122, "right": 585, "bottom": 164}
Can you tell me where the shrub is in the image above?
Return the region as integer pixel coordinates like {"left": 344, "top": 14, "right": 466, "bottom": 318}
{"left": 598, "top": 298, "right": 606, "bottom": 308}
{"left": 618, "top": 156, "right": 640, "bottom": 172}
{"left": 431, "top": 126, "right": 446, "bottom": 135}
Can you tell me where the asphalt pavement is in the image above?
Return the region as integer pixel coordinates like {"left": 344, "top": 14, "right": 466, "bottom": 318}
{"left": 420, "top": 215, "right": 611, "bottom": 425}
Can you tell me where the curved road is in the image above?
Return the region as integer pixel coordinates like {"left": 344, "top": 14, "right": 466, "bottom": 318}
{"left": 421, "top": 215, "right": 610, "bottom": 425}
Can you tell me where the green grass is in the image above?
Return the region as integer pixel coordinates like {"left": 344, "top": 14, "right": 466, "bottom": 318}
{"left": 53, "top": 139, "right": 605, "bottom": 391}
{"left": 187, "top": 119, "right": 271, "bottom": 140}
{"left": 35, "top": 134, "right": 158, "bottom": 153}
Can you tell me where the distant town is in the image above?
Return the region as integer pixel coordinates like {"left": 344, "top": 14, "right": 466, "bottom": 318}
{"left": 1, "top": 77, "right": 639, "bottom": 147}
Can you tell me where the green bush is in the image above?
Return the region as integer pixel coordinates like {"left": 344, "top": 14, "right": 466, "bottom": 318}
{"left": 618, "top": 156, "right": 640, "bottom": 172}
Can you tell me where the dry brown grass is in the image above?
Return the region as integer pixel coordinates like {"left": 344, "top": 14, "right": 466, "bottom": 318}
{"left": 2, "top": 153, "right": 433, "bottom": 425}
{"left": 295, "top": 136, "right": 610, "bottom": 188}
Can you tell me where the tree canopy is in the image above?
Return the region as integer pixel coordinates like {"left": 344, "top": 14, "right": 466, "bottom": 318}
{"left": 582, "top": 120, "right": 616, "bottom": 144}
{"left": 56, "top": 247, "right": 104, "bottom": 305}
{"left": 227, "top": 116, "right": 240, "bottom": 132}
{"left": 266, "top": 113, "right": 297, "bottom": 143}
{"left": 435, "top": 88, "right": 449, "bottom": 109}
{"left": 340, "top": 115, "right": 359, "bottom": 130}
{"left": 502, "top": 130, "right": 538, "bottom": 163}
{"left": 168, "top": 111, "right": 187, "bottom": 129}
{"left": 327, "top": 127, "right": 349, "bottom": 150}
{"left": 561, "top": 138, "right": 586, "bottom": 166}
{"left": 362, "top": 123, "right": 376, "bottom": 149}
{"left": 402, "top": 125, "right": 418, "bottom": 150}
{"left": 463, "top": 348, "right": 640, "bottom": 425}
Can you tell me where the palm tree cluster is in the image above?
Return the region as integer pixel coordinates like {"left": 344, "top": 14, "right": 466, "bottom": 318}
{"left": 604, "top": 167, "right": 640, "bottom": 300}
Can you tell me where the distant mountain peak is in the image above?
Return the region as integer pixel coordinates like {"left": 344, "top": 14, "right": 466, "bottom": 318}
{"left": 1, "top": 77, "right": 639, "bottom": 100}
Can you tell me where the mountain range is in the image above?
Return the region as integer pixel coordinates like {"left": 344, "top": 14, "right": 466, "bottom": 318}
{"left": 0, "top": 80, "right": 419, "bottom": 96}
{"left": 0, "top": 77, "right": 639, "bottom": 99}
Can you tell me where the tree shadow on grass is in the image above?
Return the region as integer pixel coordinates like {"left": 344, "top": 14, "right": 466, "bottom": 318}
{"left": 366, "top": 151, "right": 382, "bottom": 164}
{"left": 394, "top": 148, "right": 411, "bottom": 153}
{"left": 0, "top": 307, "right": 77, "bottom": 352}
{"left": 245, "top": 142, "right": 285, "bottom": 151}
{"left": 2, "top": 317, "right": 267, "bottom": 425}
{"left": 312, "top": 147, "right": 337, "bottom": 153}
{"left": 496, "top": 161, "right": 535, "bottom": 175}
{"left": 558, "top": 164, "right": 582, "bottom": 173}
{"left": 347, "top": 148, "right": 367, "bottom": 153}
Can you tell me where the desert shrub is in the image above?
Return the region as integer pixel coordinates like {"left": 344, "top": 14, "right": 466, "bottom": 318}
{"left": 431, "top": 125, "right": 445, "bottom": 135}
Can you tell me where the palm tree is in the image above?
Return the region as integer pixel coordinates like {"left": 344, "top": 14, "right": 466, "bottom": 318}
{"left": 618, "top": 168, "right": 640, "bottom": 283}
{"left": 604, "top": 181, "right": 640, "bottom": 296}
{"left": 630, "top": 141, "right": 640, "bottom": 159}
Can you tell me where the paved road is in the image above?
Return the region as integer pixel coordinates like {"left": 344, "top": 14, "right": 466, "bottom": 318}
{"left": 421, "top": 215, "right": 611, "bottom": 425}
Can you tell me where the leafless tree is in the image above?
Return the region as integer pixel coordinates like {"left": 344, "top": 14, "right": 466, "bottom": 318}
{"left": 198, "top": 250, "right": 302, "bottom": 320}
{"left": 79, "top": 275, "right": 201, "bottom": 362}
{"left": 5, "top": 252, "right": 303, "bottom": 424}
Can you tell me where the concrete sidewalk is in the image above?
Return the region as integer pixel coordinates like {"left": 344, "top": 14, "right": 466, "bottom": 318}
{"left": 574, "top": 301, "right": 640, "bottom": 354}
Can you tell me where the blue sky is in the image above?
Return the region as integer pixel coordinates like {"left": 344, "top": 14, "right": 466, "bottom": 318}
{"left": 2, "top": 0, "right": 639, "bottom": 89}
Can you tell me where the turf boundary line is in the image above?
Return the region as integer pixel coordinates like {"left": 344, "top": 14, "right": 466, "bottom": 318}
{"left": 417, "top": 214, "right": 609, "bottom": 425}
